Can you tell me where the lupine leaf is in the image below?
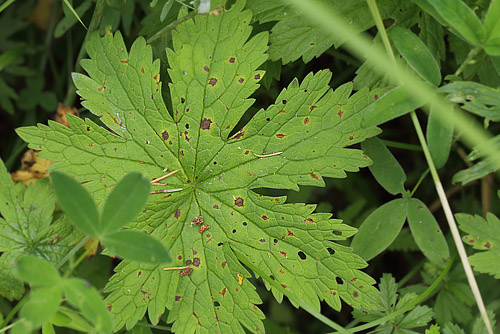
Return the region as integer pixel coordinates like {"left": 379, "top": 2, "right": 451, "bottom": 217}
{"left": 17, "top": 3, "right": 383, "bottom": 332}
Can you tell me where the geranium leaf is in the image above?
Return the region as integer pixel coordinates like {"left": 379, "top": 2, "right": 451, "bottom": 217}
{"left": 16, "top": 3, "right": 383, "bottom": 332}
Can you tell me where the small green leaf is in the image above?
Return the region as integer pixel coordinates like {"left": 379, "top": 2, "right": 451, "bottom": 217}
{"left": 51, "top": 171, "right": 99, "bottom": 237}
{"left": 379, "top": 273, "right": 398, "bottom": 311}
{"left": 102, "top": 230, "right": 171, "bottom": 264}
{"left": 160, "top": 0, "right": 173, "bottom": 22}
{"left": 456, "top": 212, "right": 500, "bottom": 278}
{"left": 54, "top": 307, "right": 95, "bottom": 332}
{"left": 443, "top": 323, "right": 465, "bottom": 334}
{"left": 101, "top": 172, "right": 151, "bottom": 234}
{"left": 21, "top": 285, "right": 62, "bottom": 327}
{"left": 427, "top": 0, "right": 485, "bottom": 45}
{"left": 398, "top": 305, "right": 434, "bottom": 328}
{"left": 362, "top": 85, "right": 426, "bottom": 127}
{"left": 407, "top": 199, "right": 449, "bottom": 265}
{"left": 361, "top": 137, "right": 406, "bottom": 195}
{"left": 388, "top": 26, "right": 441, "bottom": 86}
{"left": 41, "top": 322, "right": 55, "bottom": 334}
{"left": 13, "top": 256, "right": 61, "bottom": 286}
{"left": 62, "top": 278, "right": 112, "bottom": 334}
{"left": 427, "top": 104, "right": 454, "bottom": 169}
{"left": 351, "top": 198, "right": 408, "bottom": 261}
{"left": 484, "top": 0, "right": 500, "bottom": 55}
{"left": 426, "top": 324, "right": 441, "bottom": 334}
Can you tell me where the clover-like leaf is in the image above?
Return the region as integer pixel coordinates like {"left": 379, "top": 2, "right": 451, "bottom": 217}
{"left": 17, "top": 3, "right": 384, "bottom": 332}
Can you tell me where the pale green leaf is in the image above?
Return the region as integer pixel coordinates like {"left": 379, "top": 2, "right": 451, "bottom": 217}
{"left": 13, "top": 255, "right": 61, "bottom": 286}
{"left": 427, "top": 104, "right": 454, "bottom": 169}
{"left": 443, "top": 323, "right": 465, "bottom": 334}
{"left": 101, "top": 172, "right": 151, "bottom": 234}
{"left": 421, "top": 0, "right": 485, "bottom": 45}
{"left": 21, "top": 285, "right": 62, "bottom": 327}
{"left": 361, "top": 137, "right": 406, "bottom": 195}
{"left": 484, "top": 0, "right": 500, "bottom": 55}
{"left": 362, "top": 85, "right": 426, "bottom": 127}
{"left": 471, "top": 309, "right": 496, "bottom": 334}
{"left": 407, "top": 199, "right": 449, "bottom": 265}
{"left": 388, "top": 26, "right": 441, "bottom": 86}
{"left": 379, "top": 273, "right": 398, "bottom": 311}
{"left": 62, "top": 278, "right": 113, "bottom": 334}
{"left": 456, "top": 212, "right": 500, "bottom": 278}
{"left": 102, "top": 230, "right": 171, "bottom": 264}
{"left": 351, "top": 198, "right": 408, "bottom": 261}
{"left": 17, "top": 4, "right": 383, "bottom": 332}
{"left": 439, "top": 81, "right": 500, "bottom": 123}
{"left": 426, "top": 324, "right": 441, "bottom": 334}
{"left": 51, "top": 171, "right": 99, "bottom": 237}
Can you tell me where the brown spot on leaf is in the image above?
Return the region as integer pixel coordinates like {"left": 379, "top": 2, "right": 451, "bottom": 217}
{"left": 484, "top": 241, "right": 491, "bottom": 249}
{"left": 238, "top": 78, "right": 244, "bottom": 84}
{"left": 229, "top": 57, "right": 235, "bottom": 63}
{"left": 178, "top": 255, "right": 182, "bottom": 260}
{"left": 107, "top": 304, "right": 112, "bottom": 311}
{"left": 213, "top": 204, "right": 219, "bottom": 209}
{"left": 137, "top": 271, "right": 142, "bottom": 277}
{"left": 304, "top": 117, "right": 310, "bottom": 124}
{"left": 349, "top": 135, "right": 354, "bottom": 140}
{"left": 86, "top": 126, "right": 91, "bottom": 131}
{"left": 175, "top": 296, "right": 181, "bottom": 301}
{"left": 162, "top": 131, "right": 169, "bottom": 140}
{"left": 254, "top": 74, "right": 261, "bottom": 80}
{"left": 174, "top": 209, "right": 181, "bottom": 219}
{"left": 232, "top": 131, "right": 245, "bottom": 140}
{"left": 280, "top": 251, "right": 287, "bottom": 257}
{"left": 120, "top": 59, "right": 128, "bottom": 64}
{"left": 221, "top": 288, "right": 227, "bottom": 297}
{"left": 353, "top": 291, "right": 359, "bottom": 298}
{"left": 141, "top": 67, "right": 145, "bottom": 74}
{"left": 262, "top": 215, "right": 268, "bottom": 220}
{"left": 281, "top": 284, "right": 287, "bottom": 289}
{"left": 179, "top": 268, "right": 193, "bottom": 276}
{"left": 278, "top": 109, "right": 285, "bottom": 114}
{"left": 203, "top": 66, "right": 209, "bottom": 72}
{"left": 153, "top": 74, "right": 159, "bottom": 84}
{"left": 193, "top": 257, "right": 201, "bottom": 267}
{"left": 276, "top": 133, "right": 286, "bottom": 139}
{"left": 374, "top": 94, "right": 379, "bottom": 100}
{"left": 287, "top": 229, "right": 295, "bottom": 237}
{"left": 310, "top": 105, "right": 317, "bottom": 111}
{"left": 221, "top": 261, "right": 227, "bottom": 269}
{"left": 199, "top": 224, "right": 210, "bottom": 233}
{"left": 260, "top": 238, "right": 265, "bottom": 242}
{"left": 338, "top": 110, "right": 344, "bottom": 117}
{"left": 306, "top": 218, "right": 314, "bottom": 223}
{"left": 208, "top": 77, "right": 217, "bottom": 86}
{"left": 234, "top": 197, "right": 244, "bottom": 207}
{"left": 244, "top": 150, "right": 249, "bottom": 155}
{"left": 200, "top": 118, "right": 212, "bottom": 130}
{"left": 310, "top": 172, "right": 318, "bottom": 180}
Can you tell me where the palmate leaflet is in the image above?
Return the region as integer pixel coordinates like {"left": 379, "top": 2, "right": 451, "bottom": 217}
{"left": 17, "top": 2, "right": 384, "bottom": 332}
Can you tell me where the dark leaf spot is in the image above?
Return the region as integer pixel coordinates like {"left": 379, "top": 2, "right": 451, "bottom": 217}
{"left": 282, "top": 99, "right": 287, "bottom": 104}
{"left": 137, "top": 271, "right": 142, "bottom": 277}
{"left": 254, "top": 74, "right": 261, "bottom": 80}
{"left": 185, "top": 259, "right": 192, "bottom": 265}
{"left": 107, "top": 304, "right": 112, "bottom": 311}
{"left": 229, "top": 57, "right": 235, "bottom": 63}
{"left": 281, "top": 284, "right": 287, "bottom": 289}
{"left": 279, "top": 109, "right": 285, "bottom": 114}
{"left": 280, "top": 251, "right": 287, "bottom": 257}
{"left": 298, "top": 251, "right": 306, "bottom": 260}
{"left": 353, "top": 291, "right": 359, "bottom": 298}
{"left": 179, "top": 268, "right": 193, "bottom": 276}
{"left": 310, "top": 173, "right": 318, "bottom": 180}
{"left": 162, "top": 131, "right": 169, "bottom": 140}
{"left": 141, "top": 67, "right": 145, "bottom": 74}
{"left": 232, "top": 131, "right": 245, "bottom": 140}
{"left": 287, "top": 229, "right": 295, "bottom": 237}
{"left": 221, "top": 288, "right": 226, "bottom": 297}
{"left": 86, "top": 126, "right": 91, "bottom": 131}
{"left": 374, "top": 94, "right": 379, "bottom": 100}
{"left": 259, "top": 238, "right": 265, "bottom": 242}
{"left": 234, "top": 197, "right": 244, "bottom": 207}
{"left": 310, "top": 105, "right": 317, "bottom": 111}
{"left": 200, "top": 118, "right": 212, "bottom": 130}
{"left": 203, "top": 66, "right": 209, "bottom": 72}
{"left": 238, "top": 78, "right": 244, "bottom": 84}
{"left": 337, "top": 110, "right": 344, "bottom": 117}
{"left": 180, "top": 97, "right": 185, "bottom": 104}
{"left": 336, "top": 277, "right": 343, "bottom": 285}
{"left": 120, "top": 59, "right": 128, "bottom": 64}
{"left": 175, "top": 296, "right": 181, "bottom": 301}
{"left": 244, "top": 150, "right": 249, "bottom": 155}
{"left": 304, "top": 117, "right": 310, "bottom": 124}
{"left": 484, "top": 241, "right": 491, "bottom": 249}
{"left": 193, "top": 257, "right": 201, "bottom": 267}
{"left": 276, "top": 133, "right": 286, "bottom": 139}
{"left": 242, "top": 222, "right": 248, "bottom": 226}
{"left": 208, "top": 77, "right": 217, "bottom": 86}
{"left": 262, "top": 215, "right": 268, "bottom": 220}
{"left": 213, "top": 204, "right": 219, "bottom": 209}
{"left": 178, "top": 255, "right": 182, "bottom": 260}
{"left": 222, "top": 261, "right": 227, "bottom": 268}
{"left": 174, "top": 209, "right": 181, "bottom": 219}
{"left": 349, "top": 135, "right": 354, "bottom": 140}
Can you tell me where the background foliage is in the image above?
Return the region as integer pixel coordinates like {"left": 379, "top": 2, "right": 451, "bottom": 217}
{"left": 1, "top": 0, "right": 500, "bottom": 333}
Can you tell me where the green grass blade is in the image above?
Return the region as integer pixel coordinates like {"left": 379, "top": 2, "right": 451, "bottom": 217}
{"left": 62, "top": 0, "right": 88, "bottom": 30}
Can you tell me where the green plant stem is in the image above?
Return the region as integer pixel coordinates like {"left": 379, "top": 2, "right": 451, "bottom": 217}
{"left": 381, "top": 139, "right": 422, "bottom": 152}
{"left": 135, "top": 322, "right": 172, "bottom": 331}
{"left": 39, "top": 0, "right": 60, "bottom": 72}
{"left": 55, "top": 235, "right": 91, "bottom": 270}
{"left": 63, "top": 0, "right": 106, "bottom": 106}
{"left": 363, "top": 1, "right": 493, "bottom": 332}
{"left": 147, "top": 9, "right": 199, "bottom": 44}
{"left": 0, "top": 296, "right": 26, "bottom": 329}
{"left": 410, "top": 168, "right": 429, "bottom": 198}
{"left": 0, "top": 320, "right": 18, "bottom": 333}
{"left": 0, "top": 0, "right": 15, "bottom": 14}
{"left": 63, "top": 238, "right": 98, "bottom": 278}
{"left": 235, "top": 252, "right": 351, "bottom": 334}
{"left": 455, "top": 46, "right": 482, "bottom": 77}
{"left": 345, "top": 256, "right": 454, "bottom": 333}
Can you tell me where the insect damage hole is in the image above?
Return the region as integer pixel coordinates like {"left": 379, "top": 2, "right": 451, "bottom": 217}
{"left": 298, "top": 251, "right": 306, "bottom": 260}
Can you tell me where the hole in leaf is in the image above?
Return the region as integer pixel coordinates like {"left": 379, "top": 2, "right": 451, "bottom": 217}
{"left": 336, "top": 277, "right": 343, "bottom": 285}
{"left": 327, "top": 247, "right": 335, "bottom": 255}
{"left": 332, "top": 230, "right": 342, "bottom": 236}
{"left": 273, "top": 238, "right": 278, "bottom": 244}
{"left": 217, "top": 242, "right": 224, "bottom": 247}
{"left": 298, "top": 251, "right": 306, "bottom": 260}
{"left": 214, "top": 301, "right": 220, "bottom": 307}
{"left": 180, "top": 97, "right": 185, "bottom": 104}
{"left": 232, "top": 229, "right": 236, "bottom": 233}
{"left": 270, "top": 275, "right": 275, "bottom": 280}
{"left": 185, "top": 123, "right": 190, "bottom": 129}
{"left": 242, "top": 222, "right": 247, "bottom": 226}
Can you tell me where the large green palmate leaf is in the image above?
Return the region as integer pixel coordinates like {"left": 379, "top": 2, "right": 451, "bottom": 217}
{"left": 17, "top": 3, "right": 383, "bottom": 332}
